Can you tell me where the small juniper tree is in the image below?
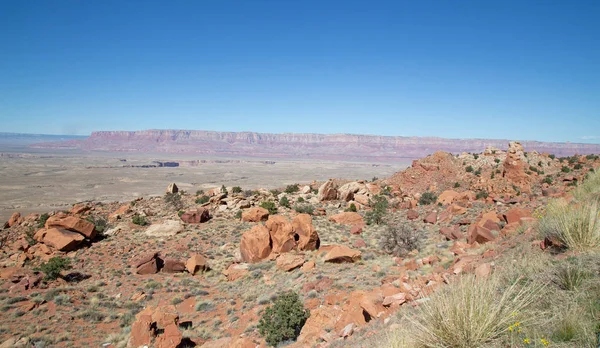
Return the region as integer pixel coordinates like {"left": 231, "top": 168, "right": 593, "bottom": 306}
{"left": 258, "top": 291, "right": 310, "bottom": 346}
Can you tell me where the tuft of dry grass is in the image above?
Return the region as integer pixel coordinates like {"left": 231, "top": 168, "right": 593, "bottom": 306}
{"left": 538, "top": 200, "right": 600, "bottom": 251}
{"left": 406, "top": 274, "right": 543, "bottom": 348}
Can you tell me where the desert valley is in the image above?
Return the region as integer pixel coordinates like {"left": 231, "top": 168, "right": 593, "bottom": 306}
{"left": 1, "top": 133, "right": 599, "bottom": 347}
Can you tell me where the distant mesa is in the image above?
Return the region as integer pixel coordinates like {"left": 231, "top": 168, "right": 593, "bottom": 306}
{"left": 29, "top": 129, "right": 600, "bottom": 161}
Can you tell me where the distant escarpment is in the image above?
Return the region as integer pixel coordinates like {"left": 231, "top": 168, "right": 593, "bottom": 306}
{"left": 32, "top": 129, "right": 600, "bottom": 161}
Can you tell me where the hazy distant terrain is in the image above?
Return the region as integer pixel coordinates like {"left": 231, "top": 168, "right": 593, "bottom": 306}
{"left": 33, "top": 129, "right": 600, "bottom": 161}
{"left": 0, "top": 149, "right": 402, "bottom": 221}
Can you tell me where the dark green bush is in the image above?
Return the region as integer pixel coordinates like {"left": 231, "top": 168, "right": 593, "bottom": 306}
{"left": 454, "top": 182, "right": 461, "bottom": 188}
{"left": 543, "top": 176, "right": 553, "bottom": 185}
{"left": 345, "top": 203, "right": 357, "bottom": 212}
{"left": 232, "top": 186, "right": 242, "bottom": 194}
{"left": 284, "top": 184, "right": 299, "bottom": 194}
{"left": 475, "top": 190, "right": 489, "bottom": 200}
{"left": 195, "top": 195, "right": 209, "bottom": 204}
{"left": 279, "top": 196, "right": 290, "bottom": 208}
{"left": 38, "top": 213, "right": 49, "bottom": 228}
{"left": 260, "top": 201, "right": 278, "bottom": 215}
{"left": 296, "top": 197, "right": 305, "bottom": 203}
{"left": 293, "top": 204, "right": 314, "bottom": 215}
{"left": 466, "top": 165, "right": 474, "bottom": 173}
{"left": 258, "top": 291, "right": 310, "bottom": 346}
{"left": 196, "top": 189, "right": 204, "bottom": 196}
{"left": 561, "top": 166, "right": 571, "bottom": 173}
{"left": 574, "top": 163, "right": 582, "bottom": 170}
{"left": 549, "top": 154, "right": 556, "bottom": 160}
{"left": 38, "top": 257, "right": 71, "bottom": 280}
{"left": 365, "top": 195, "right": 388, "bottom": 225}
{"left": 132, "top": 214, "right": 147, "bottom": 226}
{"left": 473, "top": 154, "right": 479, "bottom": 160}
{"left": 494, "top": 158, "right": 501, "bottom": 164}
{"left": 419, "top": 191, "right": 438, "bottom": 205}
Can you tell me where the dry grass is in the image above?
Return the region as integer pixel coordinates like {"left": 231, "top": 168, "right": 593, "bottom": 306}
{"left": 404, "top": 274, "right": 543, "bottom": 348}
{"left": 538, "top": 199, "right": 600, "bottom": 251}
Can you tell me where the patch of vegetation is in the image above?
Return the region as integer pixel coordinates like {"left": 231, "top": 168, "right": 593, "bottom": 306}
{"left": 561, "top": 166, "right": 571, "bottom": 173}
{"left": 279, "top": 196, "right": 290, "bottom": 208}
{"left": 466, "top": 165, "right": 474, "bottom": 173}
{"left": 494, "top": 158, "right": 501, "bottom": 164}
{"left": 574, "top": 163, "right": 582, "bottom": 170}
{"left": 539, "top": 200, "right": 600, "bottom": 251}
{"left": 365, "top": 195, "right": 388, "bottom": 225}
{"left": 284, "top": 184, "right": 299, "bottom": 194}
{"left": 296, "top": 197, "right": 305, "bottom": 203}
{"left": 454, "top": 182, "right": 460, "bottom": 188}
{"left": 258, "top": 291, "right": 310, "bottom": 347}
{"left": 473, "top": 154, "right": 479, "bottom": 160}
{"left": 293, "top": 204, "right": 314, "bottom": 215}
{"left": 379, "top": 222, "right": 423, "bottom": 257}
{"left": 196, "top": 189, "right": 204, "bottom": 196}
{"left": 86, "top": 216, "right": 108, "bottom": 234}
{"left": 475, "top": 190, "right": 489, "bottom": 200}
{"left": 234, "top": 210, "right": 242, "bottom": 219}
{"left": 221, "top": 185, "right": 228, "bottom": 194}
{"left": 543, "top": 176, "right": 553, "bottom": 185}
{"left": 549, "top": 154, "right": 556, "bottom": 160}
{"left": 195, "top": 195, "right": 209, "bottom": 204}
{"left": 260, "top": 201, "right": 278, "bottom": 215}
{"left": 164, "top": 192, "right": 183, "bottom": 210}
{"left": 270, "top": 189, "right": 281, "bottom": 196}
{"left": 419, "top": 191, "right": 438, "bottom": 206}
{"left": 232, "top": 186, "right": 242, "bottom": 194}
{"left": 132, "top": 214, "right": 147, "bottom": 226}
{"left": 345, "top": 203, "right": 357, "bottom": 212}
{"left": 38, "top": 257, "right": 71, "bottom": 280}
{"left": 38, "top": 213, "right": 49, "bottom": 228}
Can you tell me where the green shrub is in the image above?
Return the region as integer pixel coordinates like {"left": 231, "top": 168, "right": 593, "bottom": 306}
{"left": 549, "top": 154, "right": 556, "bottom": 160}
{"left": 466, "top": 165, "right": 474, "bottom": 173}
{"left": 258, "top": 291, "right": 310, "bottom": 346}
{"left": 372, "top": 176, "right": 378, "bottom": 182}
{"left": 293, "top": 204, "right": 314, "bottom": 215}
{"left": 574, "top": 163, "right": 582, "bottom": 170}
{"left": 196, "top": 189, "right": 204, "bottom": 196}
{"left": 232, "top": 186, "right": 242, "bottom": 194}
{"left": 195, "top": 195, "right": 209, "bottom": 204}
{"left": 365, "top": 195, "right": 388, "bottom": 225}
{"left": 260, "top": 201, "right": 278, "bottom": 215}
{"left": 474, "top": 168, "right": 482, "bottom": 176}
{"left": 86, "top": 216, "right": 107, "bottom": 234}
{"left": 454, "top": 182, "right": 460, "bottom": 188}
{"left": 38, "top": 213, "right": 49, "bottom": 228}
{"left": 279, "top": 196, "right": 290, "bottom": 208}
{"left": 284, "top": 184, "right": 299, "bottom": 194}
{"left": 543, "top": 176, "right": 553, "bottom": 185}
{"left": 380, "top": 222, "right": 423, "bottom": 257}
{"left": 234, "top": 210, "right": 242, "bottom": 219}
{"left": 419, "top": 191, "right": 438, "bottom": 205}
{"left": 132, "top": 214, "right": 148, "bottom": 226}
{"left": 270, "top": 189, "right": 281, "bottom": 196}
{"left": 297, "top": 197, "right": 305, "bottom": 203}
{"left": 476, "top": 190, "right": 489, "bottom": 200}
{"left": 220, "top": 185, "right": 228, "bottom": 194}
{"left": 177, "top": 210, "right": 185, "bottom": 217}
{"left": 494, "top": 158, "right": 501, "bottom": 164}
{"left": 345, "top": 203, "right": 357, "bottom": 212}
{"left": 561, "top": 166, "right": 571, "bottom": 173}
{"left": 473, "top": 154, "right": 479, "bottom": 160}
{"left": 38, "top": 257, "right": 71, "bottom": 280}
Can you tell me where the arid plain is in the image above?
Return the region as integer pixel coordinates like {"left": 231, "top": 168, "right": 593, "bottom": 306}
{"left": 0, "top": 147, "right": 403, "bottom": 221}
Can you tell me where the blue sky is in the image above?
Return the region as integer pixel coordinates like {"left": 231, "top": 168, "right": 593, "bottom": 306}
{"left": 1, "top": 0, "right": 599, "bottom": 143}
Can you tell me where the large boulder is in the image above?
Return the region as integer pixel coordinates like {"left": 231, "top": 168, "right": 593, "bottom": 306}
{"left": 329, "top": 212, "right": 364, "bottom": 226}
{"left": 240, "top": 225, "right": 272, "bottom": 263}
{"left": 437, "top": 190, "right": 459, "bottom": 205}
{"left": 318, "top": 180, "right": 338, "bottom": 201}
{"left": 292, "top": 214, "right": 320, "bottom": 251}
{"left": 186, "top": 254, "right": 209, "bottom": 275}
{"left": 134, "top": 252, "right": 160, "bottom": 275}
{"left": 241, "top": 207, "right": 269, "bottom": 222}
{"left": 144, "top": 220, "right": 183, "bottom": 237}
{"left": 45, "top": 214, "right": 96, "bottom": 239}
{"left": 324, "top": 245, "right": 361, "bottom": 263}
{"left": 39, "top": 228, "right": 85, "bottom": 251}
{"left": 129, "top": 305, "right": 182, "bottom": 348}
{"left": 467, "top": 224, "right": 496, "bottom": 244}
{"left": 166, "top": 183, "right": 179, "bottom": 194}
{"left": 266, "top": 215, "right": 296, "bottom": 254}
{"left": 276, "top": 253, "right": 305, "bottom": 272}
{"left": 162, "top": 259, "right": 186, "bottom": 273}
{"left": 180, "top": 207, "right": 211, "bottom": 223}
{"left": 6, "top": 212, "right": 22, "bottom": 228}
{"left": 338, "top": 182, "right": 363, "bottom": 201}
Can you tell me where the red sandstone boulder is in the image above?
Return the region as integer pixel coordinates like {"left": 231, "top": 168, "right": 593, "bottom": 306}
{"left": 467, "top": 224, "right": 496, "bottom": 244}
{"left": 437, "top": 190, "right": 459, "bottom": 205}
{"left": 503, "top": 208, "right": 532, "bottom": 224}
{"left": 406, "top": 210, "right": 419, "bottom": 220}
{"left": 350, "top": 224, "right": 363, "bottom": 235}
{"left": 241, "top": 207, "right": 269, "bottom": 222}
{"left": 180, "top": 207, "right": 210, "bottom": 223}
{"left": 45, "top": 214, "right": 96, "bottom": 239}
{"left": 162, "top": 259, "right": 186, "bottom": 273}
{"left": 292, "top": 214, "right": 320, "bottom": 251}
{"left": 424, "top": 211, "right": 438, "bottom": 224}
{"left": 324, "top": 245, "right": 361, "bottom": 263}
{"left": 276, "top": 253, "right": 305, "bottom": 271}
{"left": 266, "top": 215, "right": 296, "bottom": 254}
{"left": 7, "top": 212, "right": 23, "bottom": 228}
{"left": 41, "top": 228, "right": 85, "bottom": 251}
{"left": 186, "top": 254, "right": 209, "bottom": 275}
{"left": 134, "top": 252, "right": 160, "bottom": 275}
{"left": 329, "top": 212, "right": 364, "bottom": 225}
{"left": 318, "top": 180, "right": 338, "bottom": 201}
{"left": 240, "top": 224, "right": 272, "bottom": 263}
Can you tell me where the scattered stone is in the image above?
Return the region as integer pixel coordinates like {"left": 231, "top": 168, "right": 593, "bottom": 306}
{"left": 180, "top": 207, "right": 211, "bottom": 223}
{"left": 186, "top": 254, "right": 209, "bottom": 275}
{"left": 40, "top": 228, "right": 85, "bottom": 251}
{"left": 406, "top": 210, "right": 419, "bottom": 220}
{"left": 162, "top": 259, "right": 186, "bottom": 273}
{"left": 324, "top": 245, "right": 361, "bottom": 263}
{"left": 276, "top": 253, "right": 305, "bottom": 271}
{"left": 45, "top": 214, "right": 96, "bottom": 239}
{"left": 350, "top": 224, "right": 363, "bottom": 235}
{"left": 329, "top": 212, "right": 364, "bottom": 225}
{"left": 423, "top": 211, "right": 437, "bottom": 224}
{"left": 318, "top": 180, "right": 338, "bottom": 201}
{"left": 241, "top": 207, "right": 269, "bottom": 222}
{"left": 166, "top": 183, "right": 179, "bottom": 194}
{"left": 144, "top": 220, "right": 183, "bottom": 237}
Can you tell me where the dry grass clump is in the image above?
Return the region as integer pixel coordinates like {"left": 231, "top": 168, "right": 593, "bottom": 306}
{"left": 573, "top": 169, "right": 600, "bottom": 203}
{"left": 538, "top": 199, "right": 600, "bottom": 251}
{"left": 406, "top": 274, "right": 543, "bottom": 348}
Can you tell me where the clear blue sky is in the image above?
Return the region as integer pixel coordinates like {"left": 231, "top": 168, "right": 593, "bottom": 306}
{"left": 1, "top": 0, "right": 599, "bottom": 143}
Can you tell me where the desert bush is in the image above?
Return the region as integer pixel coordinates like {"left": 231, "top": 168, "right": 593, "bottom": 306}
{"left": 38, "top": 257, "right": 71, "bottom": 280}
{"left": 409, "top": 274, "right": 542, "bottom": 348}
{"left": 574, "top": 163, "right": 582, "bottom": 170}
{"left": 494, "top": 158, "right": 501, "bottom": 164}
{"left": 549, "top": 154, "right": 556, "bottom": 159}
{"left": 196, "top": 189, "right": 204, "bottom": 195}
{"left": 132, "top": 214, "right": 148, "bottom": 226}
{"left": 297, "top": 197, "right": 305, "bottom": 203}
{"left": 365, "top": 195, "right": 388, "bottom": 225}
{"left": 86, "top": 216, "right": 108, "bottom": 234}
{"left": 284, "top": 184, "right": 299, "bottom": 194}
{"left": 232, "top": 186, "right": 242, "bottom": 194}
{"left": 234, "top": 210, "right": 242, "bottom": 219}
{"left": 38, "top": 213, "right": 49, "bottom": 228}
{"left": 379, "top": 222, "right": 423, "bottom": 257}
{"left": 260, "top": 201, "right": 278, "bottom": 215}
{"left": 293, "top": 204, "right": 314, "bottom": 215}
{"left": 543, "top": 175, "right": 553, "bottom": 185}
{"left": 561, "top": 166, "right": 571, "bottom": 173}
{"left": 164, "top": 192, "right": 183, "bottom": 210}
{"left": 220, "top": 185, "right": 228, "bottom": 194}
{"left": 258, "top": 291, "right": 310, "bottom": 346}
{"left": 473, "top": 154, "right": 479, "bottom": 160}
{"left": 454, "top": 182, "right": 461, "bottom": 188}
{"left": 573, "top": 169, "right": 600, "bottom": 203}
{"left": 419, "top": 191, "right": 437, "bottom": 205}
{"left": 279, "top": 196, "right": 290, "bottom": 208}
{"left": 475, "top": 190, "right": 489, "bottom": 200}
{"left": 538, "top": 199, "right": 600, "bottom": 251}
{"left": 195, "top": 195, "right": 209, "bottom": 204}
{"left": 270, "top": 189, "right": 281, "bottom": 196}
{"left": 466, "top": 165, "right": 474, "bottom": 173}
{"left": 345, "top": 203, "right": 357, "bottom": 212}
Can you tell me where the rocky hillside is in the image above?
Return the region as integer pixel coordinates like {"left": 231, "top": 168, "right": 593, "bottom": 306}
{"left": 0, "top": 142, "right": 599, "bottom": 347}
{"left": 32, "top": 129, "right": 600, "bottom": 161}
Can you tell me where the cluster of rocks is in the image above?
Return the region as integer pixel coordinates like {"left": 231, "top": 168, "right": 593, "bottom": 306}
{"left": 134, "top": 252, "right": 209, "bottom": 275}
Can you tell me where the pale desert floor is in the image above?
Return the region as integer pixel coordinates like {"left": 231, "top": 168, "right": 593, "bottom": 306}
{"left": 0, "top": 148, "right": 407, "bottom": 221}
